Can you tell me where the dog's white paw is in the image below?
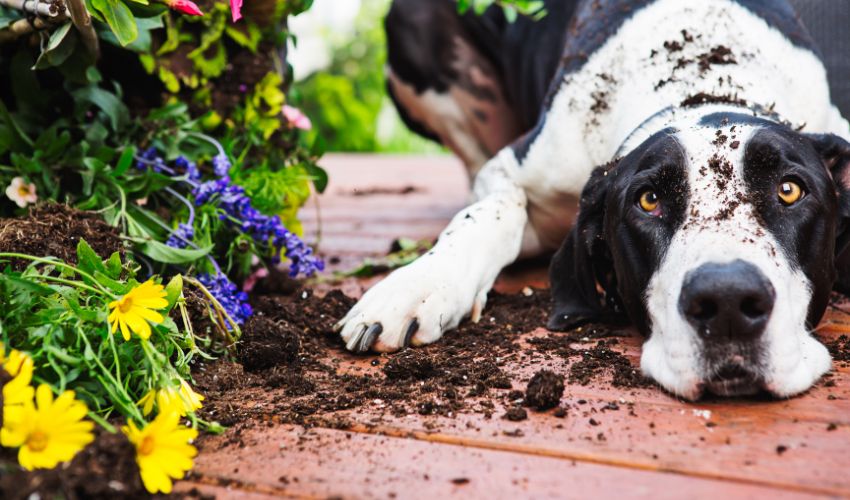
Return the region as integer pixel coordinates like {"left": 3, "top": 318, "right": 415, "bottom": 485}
{"left": 336, "top": 255, "right": 488, "bottom": 353}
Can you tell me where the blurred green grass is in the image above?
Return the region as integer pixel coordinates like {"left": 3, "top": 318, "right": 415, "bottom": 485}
{"left": 291, "top": 0, "right": 446, "bottom": 154}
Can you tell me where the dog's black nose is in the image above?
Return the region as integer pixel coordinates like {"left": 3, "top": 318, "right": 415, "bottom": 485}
{"left": 679, "top": 260, "right": 775, "bottom": 343}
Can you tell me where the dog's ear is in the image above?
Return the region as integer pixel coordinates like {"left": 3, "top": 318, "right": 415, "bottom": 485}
{"left": 809, "top": 134, "right": 850, "bottom": 292}
{"left": 548, "top": 164, "right": 625, "bottom": 331}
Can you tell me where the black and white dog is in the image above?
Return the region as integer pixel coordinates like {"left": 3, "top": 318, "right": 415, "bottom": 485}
{"left": 336, "top": 0, "right": 850, "bottom": 400}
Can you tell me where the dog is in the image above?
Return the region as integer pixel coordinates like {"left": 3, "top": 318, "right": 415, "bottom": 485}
{"left": 335, "top": 0, "right": 850, "bottom": 400}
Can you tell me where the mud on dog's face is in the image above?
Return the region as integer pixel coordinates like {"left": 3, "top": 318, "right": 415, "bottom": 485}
{"left": 550, "top": 114, "right": 850, "bottom": 400}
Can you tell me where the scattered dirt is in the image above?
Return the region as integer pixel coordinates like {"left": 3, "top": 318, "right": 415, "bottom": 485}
{"left": 191, "top": 286, "right": 653, "bottom": 444}
{"left": 346, "top": 186, "right": 421, "bottom": 196}
{"left": 568, "top": 340, "right": 651, "bottom": 388}
{"left": 696, "top": 45, "right": 736, "bottom": 72}
{"left": 525, "top": 370, "right": 565, "bottom": 410}
{"left": 0, "top": 429, "right": 147, "bottom": 500}
{"left": 680, "top": 92, "right": 747, "bottom": 108}
{"left": 0, "top": 204, "right": 124, "bottom": 268}
{"left": 826, "top": 334, "right": 850, "bottom": 366}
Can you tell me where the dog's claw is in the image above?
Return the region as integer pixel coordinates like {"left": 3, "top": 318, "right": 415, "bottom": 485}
{"left": 349, "top": 323, "right": 382, "bottom": 353}
{"left": 403, "top": 318, "right": 419, "bottom": 348}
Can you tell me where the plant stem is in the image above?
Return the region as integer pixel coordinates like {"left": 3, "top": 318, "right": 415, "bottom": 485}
{"left": 0, "top": 253, "right": 116, "bottom": 298}
{"left": 78, "top": 329, "right": 145, "bottom": 423}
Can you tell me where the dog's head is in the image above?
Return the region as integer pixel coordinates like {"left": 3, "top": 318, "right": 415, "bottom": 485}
{"left": 549, "top": 112, "right": 850, "bottom": 399}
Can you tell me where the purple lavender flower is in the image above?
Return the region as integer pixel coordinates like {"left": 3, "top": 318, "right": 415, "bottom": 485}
{"left": 212, "top": 153, "right": 231, "bottom": 178}
{"left": 174, "top": 156, "right": 201, "bottom": 182}
{"left": 190, "top": 176, "right": 324, "bottom": 277}
{"left": 193, "top": 177, "right": 232, "bottom": 205}
{"left": 166, "top": 223, "right": 195, "bottom": 248}
{"left": 136, "top": 147, "right": 163, "bottom": 171}
{"left": 197, "top": 272, "right": 253, "bottom": 325}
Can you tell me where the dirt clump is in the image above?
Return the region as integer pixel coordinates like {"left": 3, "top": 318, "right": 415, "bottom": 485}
{"left": 525, "top": 370, "right": 565, "bottom": 410}
{"left": 238, "top": 315, "right": 301, "bottom": 371}
{"left": 503, "top": 406, "right": 528, "bottom": 421}
{"left": 0, "top": 204, "right": 124, "bottom": 267}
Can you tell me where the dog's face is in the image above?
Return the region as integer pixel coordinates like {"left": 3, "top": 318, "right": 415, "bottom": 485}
{"left": 549, "top": 112, "right": 850, "bottom": 400}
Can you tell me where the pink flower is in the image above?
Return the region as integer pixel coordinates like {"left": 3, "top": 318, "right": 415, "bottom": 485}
{"left": 165, "top": 0, "right": 203, "bottom": 16}
{"left": 5, "top": 177, "right": 37, "bottom": 208}
{"left": 241, "top": 267, "right": 268, "bottom": 293}
{"left": 230, "top": 0, "right": 243, "bottom": 22}
{"left": 281, "top": 105, "right": 312, "bottom": 131}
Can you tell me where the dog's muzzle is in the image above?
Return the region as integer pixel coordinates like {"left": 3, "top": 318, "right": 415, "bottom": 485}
{"left": 679, "top": 259, "right": 776, "bottom": 395}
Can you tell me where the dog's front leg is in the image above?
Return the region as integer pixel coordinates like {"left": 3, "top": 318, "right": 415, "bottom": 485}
{"left": 337, "top": 150, "right": 528, "bottom": 352}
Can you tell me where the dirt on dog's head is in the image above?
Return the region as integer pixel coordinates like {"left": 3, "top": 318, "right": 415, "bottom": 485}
{"left": 549, "top": 110, "right": 850, "bottom": 400}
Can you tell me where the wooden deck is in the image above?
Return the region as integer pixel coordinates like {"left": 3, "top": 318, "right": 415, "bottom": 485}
{"left": 178, "top": 154, "right": 850, "bottom": 499}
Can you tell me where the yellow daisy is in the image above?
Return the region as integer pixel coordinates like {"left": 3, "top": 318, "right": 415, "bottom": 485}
{"left": 1, "top": 346, "right": 35, "bottom": 426}
{"left": 137, "top": 388, "right": 157, "bottom": 416}
{"left": 108, "top": 280, "right": 168, "bottom": 341}
{"left": 137, "top": 379, "right": 204, "bottom": 417}
{"left": 0, "top": 384, "right": 94, "bottom": 470}
{"left": 178, "top": 379, "right": 204, "bottom": 413}
{"left": 123, "top": 411, "right": 198, "bottom": 494}
{"left": 1, "top": 343, "right": 33, "bottom": 377}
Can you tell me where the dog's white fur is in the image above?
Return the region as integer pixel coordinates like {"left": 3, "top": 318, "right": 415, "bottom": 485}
{"left": 641, "top": 121, "right": 831, "bottom": 399}
{"left": 339, "top": 0, "right": 850, "bottom": 397}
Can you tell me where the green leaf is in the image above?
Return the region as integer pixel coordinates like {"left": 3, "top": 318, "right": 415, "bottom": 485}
{"left": 304, "top": 162, "right": 328, "bottom": 193}
{"left": 93, "top": 270, "right": 133, "bottom": 294}
{"left": 190, "top": 43, "right": 228, "bottom": 79}
{"left": 33, "top": 23, "right": 77, "bottom": 69}
{"left": 71, "top": 85, "right": 129, "bottom": 132}
{"left": 157, "top": 66, "right": 180, "bottom": 93}
{"left": 136, "top": 240, "right": 213, "bottom": 264}
{"left": 76, "top": 239, "right": 107, "bottom": 276}
{"left": 225, "top": 23, "right": 261, "bottom": 52}
{"left": 105, "top": 252, "right": 123, "bottom": 279}
{"left": 164, "top": 275, "right": 183, "bottom": 310}
{"left": 0, "top": 99, "right": 32, "bottom": 148}
{"left": 473, "top": 0, "right": 493, "bottom": 15}
{"left": 91, "top": 0, "right": 138, "bottom": 46}
{"left": 112, "top": 146, "right": 136, "bottom": 178}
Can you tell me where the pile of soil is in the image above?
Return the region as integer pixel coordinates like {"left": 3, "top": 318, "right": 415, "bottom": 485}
{"left": 0, "top": 204, "right": 124, "bottom": 267}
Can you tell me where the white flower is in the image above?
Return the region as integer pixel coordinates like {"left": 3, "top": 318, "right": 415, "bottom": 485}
{"left": 5, "top": 177, "right": 37, "bottom": 208}
{"left": 282, "top": 105, "right": 312, "bottom": 131}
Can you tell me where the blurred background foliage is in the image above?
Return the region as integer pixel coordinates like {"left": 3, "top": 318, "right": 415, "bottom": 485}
{"left": 289, "top": 0, "right": 444, "bottom": 154}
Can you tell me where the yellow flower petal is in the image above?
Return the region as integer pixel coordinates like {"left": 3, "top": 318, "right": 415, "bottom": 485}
{"left": 3, "top": 384, "right": 93, "bottom": 471}
{"left": 108, "top": 279, "right": 169, "bottom": 341}
{"left": 123, "top": 411, "right": 197, "bottom": 494}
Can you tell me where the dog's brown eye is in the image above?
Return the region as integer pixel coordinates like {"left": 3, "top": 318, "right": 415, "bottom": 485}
{"left": 777, "top": 180, "right": 804, "bottom": 206}
{"left": 638, "top": 190, "right": 660, "bottom": 213}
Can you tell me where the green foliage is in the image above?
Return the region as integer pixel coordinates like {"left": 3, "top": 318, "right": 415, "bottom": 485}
{"left": 456, "top": 0, "right": 547, "bottom": 21}
{"left": 238, "top": 72, "right": 287, "bottom": 140}
{"left": 342, "top": 238, "right": 432, "bottom": 278}
{"left": 293, "top": 0, "right": 443, "bottom": 153}
{"left": 0, "top": 1, "right": 328, "bottom": 279}
{"left": 0, "top": 241, "right": 228, "bottom": 427}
